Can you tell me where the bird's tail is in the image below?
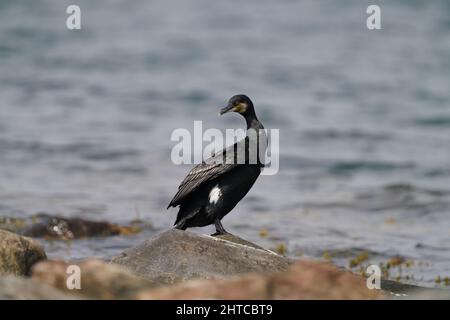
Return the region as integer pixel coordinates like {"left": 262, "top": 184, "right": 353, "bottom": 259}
{"left": 173, "top": 220, "right": 187, "bottom": 230}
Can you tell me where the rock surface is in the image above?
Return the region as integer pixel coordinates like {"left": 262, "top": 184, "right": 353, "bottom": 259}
{"left": 135, "top": 260, "right": 385, "bottom": 300}
{"left": 1, "top": 214, "right": 149, "bottom": 240}
{"left": 23, "top": 214, "right": 147, "bottom": 240}
{"left": 31, "top": 259, "right": 155, "bottom": 299}
{"left": 111, "top": 229, "right": 290, "bottom": 285}
{"left": 2, "top": 228, "right": 438, "bottom": 300}
{"left": 0, "top": 276, "right": 76, "bottom": 299}
{"left": 381, "top": 279, "right": 450, "bottom": 299}
{"left": 30, "top": 257, "right": 384, "bottom": 300}
{"left": 0, "top": 229, "right": 47, "bottom": 276}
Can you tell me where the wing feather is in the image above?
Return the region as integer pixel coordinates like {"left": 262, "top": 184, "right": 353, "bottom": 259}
{"left": 167, "top": 162, "right": 237, "bottom": 208}
{"left": 167, "top": 139, "right": 247, "bottom": 208}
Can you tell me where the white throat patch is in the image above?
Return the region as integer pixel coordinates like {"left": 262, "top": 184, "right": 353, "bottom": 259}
{"left": 209, "top": 185, "right": 222, "bottom": 204}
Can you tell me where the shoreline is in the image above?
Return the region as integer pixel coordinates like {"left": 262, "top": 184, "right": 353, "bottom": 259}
{"left": 2, "top": 228, "right": 449, "bottom": 299}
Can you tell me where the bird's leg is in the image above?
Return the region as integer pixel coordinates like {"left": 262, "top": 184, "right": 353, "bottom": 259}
{"left": 211, "top": 220, "right": 228, "bottom": 236}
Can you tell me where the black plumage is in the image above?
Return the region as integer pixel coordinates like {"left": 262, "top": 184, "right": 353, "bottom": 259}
{"left": 167, "top": 95, "right": 266, "bottom": 235}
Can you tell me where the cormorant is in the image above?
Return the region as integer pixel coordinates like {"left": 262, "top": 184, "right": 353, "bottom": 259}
{"left": 167, "top": 94, "right": 266, "bottom": 235}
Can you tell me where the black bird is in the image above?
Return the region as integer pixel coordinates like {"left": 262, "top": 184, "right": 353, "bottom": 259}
{"left": 167, "top": 94, "right": 266, "bottom": 235}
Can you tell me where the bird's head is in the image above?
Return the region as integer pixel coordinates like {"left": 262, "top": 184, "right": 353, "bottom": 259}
{"left": 219, "top": 94, "right": 254, "bottom": 116}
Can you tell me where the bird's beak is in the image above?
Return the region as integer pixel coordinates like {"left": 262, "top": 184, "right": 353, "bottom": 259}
{"left": 219, "top": 103, "right": 234, "bottom": 115}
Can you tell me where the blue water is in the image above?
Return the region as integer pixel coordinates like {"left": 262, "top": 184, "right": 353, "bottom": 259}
{"left": 1, "top": 0, "right": 449, "bottom": 287}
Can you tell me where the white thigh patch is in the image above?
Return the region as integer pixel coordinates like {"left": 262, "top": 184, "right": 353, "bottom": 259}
{"left": 209, "top": 185, "right": 222, "bottom": 204}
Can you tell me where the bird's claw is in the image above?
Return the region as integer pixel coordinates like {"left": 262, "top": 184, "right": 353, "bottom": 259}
{"left": 210, "top": 231, "right": 229, "bottom": 236}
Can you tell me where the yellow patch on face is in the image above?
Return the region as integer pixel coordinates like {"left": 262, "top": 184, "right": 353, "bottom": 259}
{"left": 233, "top": 102, "right": 248, "bottom": 113}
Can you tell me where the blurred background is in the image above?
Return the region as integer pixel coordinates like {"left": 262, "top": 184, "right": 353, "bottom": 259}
{"left": 0, "top": 0, "right": 449, "bottom": 287}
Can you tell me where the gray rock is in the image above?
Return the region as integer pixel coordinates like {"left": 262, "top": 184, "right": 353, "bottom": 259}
{"left": 111, "top": 229, "right": 290, "bottom": 285}
{"left": 0, "top": 276, "right": 78, "bottom": 300}
{"left": 0, "top": 229, "right": 47, "bottom": 276}
{"left": 381, "top": 279, "right": 450, "bottom": 299}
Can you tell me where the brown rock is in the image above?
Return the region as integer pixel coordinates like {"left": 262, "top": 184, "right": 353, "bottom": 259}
{"left": 1, "top": 214, "right": 150, "bottom": 240}
{"left": 135, "top": 260, "right": 385, "bottom": 300}
{"left": 135, "top": 274, "right": 268, "bottom": 300}
{"left": 269, "top": 260, "right": 383, "bottom": 299}
{"left": 24, "top": 214, "right": 145, "bottom": 240}
{"left": 0, "top": 275, "right": 78, "bottom": 300}
{"left": 0, "top": 229, "right": 46, "bottom": 276}
{"left": 31, "top": 259, "right": 155, "bottom": 299}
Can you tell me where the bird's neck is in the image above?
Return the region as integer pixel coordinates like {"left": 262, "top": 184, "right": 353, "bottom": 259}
{"left": 243, "top": 112, "right": 266, "bottom": 167}
{"left": 243, "top": 112, "right": 261, "bottom": 130}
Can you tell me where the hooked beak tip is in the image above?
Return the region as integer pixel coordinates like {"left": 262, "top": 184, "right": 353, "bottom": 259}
{"left": 219, "top": 104, "right": 233, "bottom": 115}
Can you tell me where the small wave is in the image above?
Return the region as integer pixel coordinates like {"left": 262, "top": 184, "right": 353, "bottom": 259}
{"left": 329, "top": 160, "right": 414, "bottom": 174}
{"left": 415, "top": 242, "right": 450, "bottom": 252}
{"left": 82, "top": 150, "right": 139, "bottom": 161}
{"left": 424, "top": 168, "right": 450, "bottom": 178}
{"left": 179, "top": 90, "right": 211, "bottom": 104}
{"left": 0, "top": 139, "right": 140, "bottom": 163}
{"left": 303, "top": 129, "right": 391, "bottom": 142}
{"left": 383, "top": 183, "right": 449, "bottom": 197}
{"left": 414, "top": 117, "right": 450, "bottom": 127}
